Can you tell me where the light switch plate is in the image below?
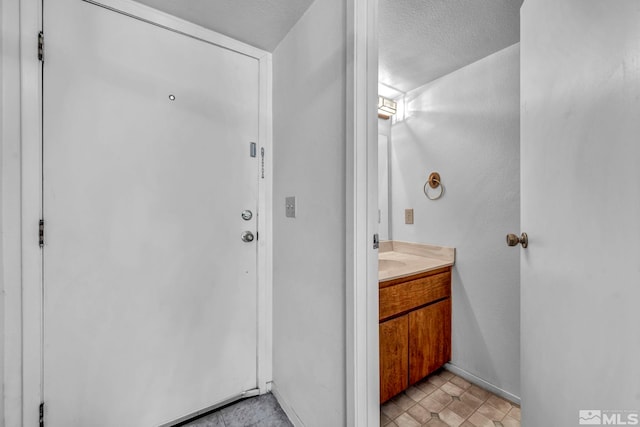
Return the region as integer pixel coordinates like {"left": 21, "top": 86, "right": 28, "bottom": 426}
{"left": 285, "top": 196, "right": 296, "bottom": 218}
{"left": 405, "top": 208, "right": 414, "bottom": 224}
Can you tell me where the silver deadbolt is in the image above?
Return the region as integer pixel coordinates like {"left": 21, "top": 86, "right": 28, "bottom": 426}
{"left": 241, "top": 210, "right": 253, "bottom": 221}
{"left": 241, "top": 231, "right": 255, "bottom": 243}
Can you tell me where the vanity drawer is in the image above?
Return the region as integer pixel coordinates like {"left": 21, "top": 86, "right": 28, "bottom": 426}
{"left": 379, "top": 270, "right": 451, "bottom": 321}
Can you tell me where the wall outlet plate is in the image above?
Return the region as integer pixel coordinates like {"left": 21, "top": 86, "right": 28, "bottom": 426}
{"left": 285, "top": 196, "right": 296, "bottom": 218}
{"left": 405, "top": 208, "right": 414, "bottom": 224}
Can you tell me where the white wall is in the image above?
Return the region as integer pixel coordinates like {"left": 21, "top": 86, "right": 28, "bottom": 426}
{"left": 271, "top": 0, "right": 347, "bottom": 425}
{"left": 389, "top": 44, "right": 521, "bottom": 399}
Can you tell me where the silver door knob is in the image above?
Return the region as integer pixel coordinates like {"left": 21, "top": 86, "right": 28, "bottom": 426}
{"left": 241, "top": 210, "right": 253, "bottom": 221}
{"left": 241, "top": 231, "right": 255, "bottom": 242}
{"left": 506, "top": 232, "right": 528, "bottom": 248}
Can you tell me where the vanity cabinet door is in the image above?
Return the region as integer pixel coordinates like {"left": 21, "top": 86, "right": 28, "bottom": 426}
{"left": 379, "top": 315, "right": 409, "bottom": 403}
{"left": 408, "top": 298, "right": 452, "bottom": 385}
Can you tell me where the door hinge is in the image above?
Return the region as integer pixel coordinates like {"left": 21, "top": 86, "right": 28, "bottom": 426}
{"left": 38, "top": 31, "right": 44, "bottom": 62}
{"left": 373, "top": 233, "right": 379, "bottom": 250}
{"left": 39, "top": 402, "right": 44, "bottom": 427}
{"left": 260, "top": 147, "right": 265, "bottom": 179}
{"left": 39, "top": 219, "right": 45, "bottom": 247}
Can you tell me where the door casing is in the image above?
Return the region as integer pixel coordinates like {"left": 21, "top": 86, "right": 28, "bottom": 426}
{"left": 345, "top": 0, "right": 380, "bottom": 426}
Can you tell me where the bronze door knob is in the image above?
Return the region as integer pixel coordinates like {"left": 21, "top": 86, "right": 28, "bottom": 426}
{"left": 506, "top": 232, "right": 528, "bottom": 248}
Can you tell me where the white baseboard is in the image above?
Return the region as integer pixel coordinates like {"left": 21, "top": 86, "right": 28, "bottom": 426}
{"left": 270, "top": 382, "right": 305, "bottom": 427}
{"left": 444, "top": 363, "right": 521, "bottom": 405}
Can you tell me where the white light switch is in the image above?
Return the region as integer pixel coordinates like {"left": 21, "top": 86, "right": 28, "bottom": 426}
{"left": 405, "top": 208, "right": 414, "bottom": 224}
{"left": 285, "top": 196, "right": 296, "bottom": 218}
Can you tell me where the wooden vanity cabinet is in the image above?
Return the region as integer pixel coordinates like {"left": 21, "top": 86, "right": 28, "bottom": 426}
{"left": 379, "top": 315, "right": 409, "bottom": 402}
{"left": 408, "top": 298, "right": 451, "bottom": 385}
{"left": 379, "top": 267, "right": 452, "bottom": 403}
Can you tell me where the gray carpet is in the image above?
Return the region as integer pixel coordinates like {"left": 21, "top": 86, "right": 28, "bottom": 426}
{"left": 182, "top": 393, "right": 293, "bottom": 427}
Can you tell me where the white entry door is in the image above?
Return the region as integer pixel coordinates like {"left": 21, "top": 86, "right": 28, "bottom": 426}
{"left": 42, "top": 0, "right": 260, "bottom": 425}
{"left": 521, "top": 1, "right": 640, "bottom": 425}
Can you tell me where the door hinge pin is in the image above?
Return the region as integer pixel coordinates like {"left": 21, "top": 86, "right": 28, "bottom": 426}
{"left": 38, "top": 31, "right": 44, "bottom": 62}
{"left": 39, "top": 402, "right": 44, "bottom": 427}
{"left": 39, "top": 219, "right": 45, "bottom": 247}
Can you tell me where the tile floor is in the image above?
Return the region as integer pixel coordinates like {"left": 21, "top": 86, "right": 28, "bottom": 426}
{"left": 381, "top": 369, "right": 521, "bottom": 427}
{"left": 179, "top": 369, "right": 518, "bottom": 427}
{"left": 181, "top": 393, "right": 293, "bottom": 427}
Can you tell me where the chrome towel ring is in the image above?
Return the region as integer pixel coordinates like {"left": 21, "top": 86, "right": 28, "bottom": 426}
{"left": 424, "top": 172, "right": 445, "bottom": 200}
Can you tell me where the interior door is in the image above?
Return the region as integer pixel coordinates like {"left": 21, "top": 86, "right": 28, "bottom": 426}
{"left": 42, "top": 0, "right": 260, "bottom": 425}
{"left": 521, "top": 1, "right": 640, "bottom": 425}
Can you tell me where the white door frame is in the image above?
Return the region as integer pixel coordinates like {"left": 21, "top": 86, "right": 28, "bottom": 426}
{"left": 1, "top": 0, "right": 37, "bottom": 425}
{"left": 346, "top": 0, "right": 379, "bottom": 426}
{"left": 7, "top": 0, "right": 273, "bottom": 424}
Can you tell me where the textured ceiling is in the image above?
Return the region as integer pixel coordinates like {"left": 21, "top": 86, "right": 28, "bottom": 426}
{"left": 132, "top": 0, "right": 315, "bottom": 52}
{"left": 379, "top": 0, "right": 523, "bottom": 93}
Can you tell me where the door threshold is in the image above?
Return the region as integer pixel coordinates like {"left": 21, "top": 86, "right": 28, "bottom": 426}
{"left": 161, "top": 389, "right": 261, "bottom": 427}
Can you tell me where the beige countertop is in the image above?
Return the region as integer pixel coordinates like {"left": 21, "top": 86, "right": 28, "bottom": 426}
{"left": 379, "top": 240, "right": 455, "bottom": 282}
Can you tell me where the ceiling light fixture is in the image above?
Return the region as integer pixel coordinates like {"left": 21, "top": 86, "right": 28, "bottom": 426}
{"left": 378, "top": 96, "right": 397, "bottom": 120}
